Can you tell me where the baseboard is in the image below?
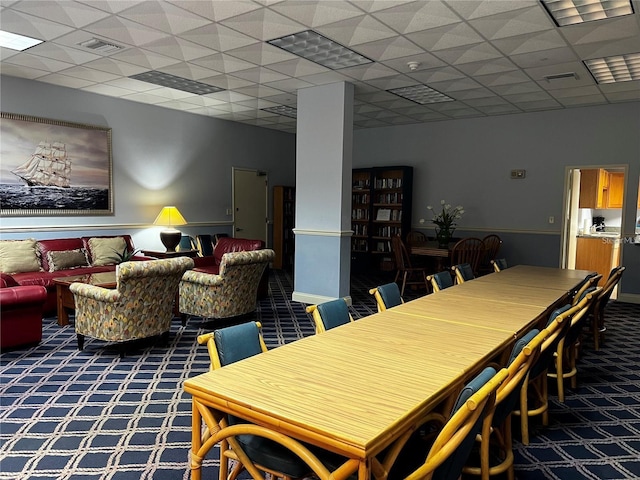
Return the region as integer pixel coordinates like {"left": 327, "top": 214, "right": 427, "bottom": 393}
{"left": 617, "top": 293, "right": 640, "bottom": 304}
{"left": 291, "top": 291, "right": 353, "bottom": 306}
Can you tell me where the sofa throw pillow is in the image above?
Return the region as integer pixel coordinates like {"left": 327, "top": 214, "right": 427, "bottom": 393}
{"left": 0, "top": 239, "right": 42, "bottom": 274}
{"left": 47, "top": 249, "right": 90, "bottom": 272}
{"left": 88, "top": 236, "right": 127, "bottom": 266}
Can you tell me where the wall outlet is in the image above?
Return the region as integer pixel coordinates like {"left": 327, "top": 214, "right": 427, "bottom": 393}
{"left": 226, "top": 208, "right": 232, "bottom": 215}
{"left": 548, "top": 216, "right": 555, "bottom": 224}
{"left": 510, "top": 169, "right": 526, "bottom": 179}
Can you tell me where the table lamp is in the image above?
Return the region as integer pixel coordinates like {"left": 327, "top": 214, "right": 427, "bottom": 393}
{"left": 153, "top": 206, "right": 187, "bottom": 252}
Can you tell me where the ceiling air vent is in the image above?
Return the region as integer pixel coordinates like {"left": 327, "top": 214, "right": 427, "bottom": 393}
{"left": 544, "top": 72, "right": 578, "bottom": 82}
{"left": 78, "top": 38, "right": 124, "bottom": 54}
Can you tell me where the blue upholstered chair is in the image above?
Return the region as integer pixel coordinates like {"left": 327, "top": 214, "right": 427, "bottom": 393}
{"left": 427, "top": 271, "right": 454, "bottom": 292}
{"left": 197, "top": 322, "right": 312, "bottom": 480}
{"left": 513, "top": 303, "right": 576, "bottom": 445}
{"left": 382, "top": 366, "right": 508, "bottom": 480}
{"left": 452, "top": 263, "right": 475, "bottom": 284}
{"left": 549, "top": 287, "right": 601, "bottom": 402}
{"left": 491, "top": 258, "right": 509, "bottom": 272}
{"left": 176, "top": 234, "right": 196, "bottom": 252}
{"left": 369, "top": 282, "right": 403, "bottom": 312}
{"left": 463, "top": 329, "right": 543, "bottom": 480}
{"left": 305, "top": 298, "right": 354, "bottom": 334}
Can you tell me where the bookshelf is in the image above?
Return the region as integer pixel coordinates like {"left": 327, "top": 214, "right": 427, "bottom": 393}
{"left": 351, "top": 166, "right": 413, "bottom": 271}
{"left": 273, "top": 186, "right": 295, "bottom": 270}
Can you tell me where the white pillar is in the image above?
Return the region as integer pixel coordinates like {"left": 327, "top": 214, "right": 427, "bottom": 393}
{"left": 292, "top": 82, "right": 354, "bottom": 305}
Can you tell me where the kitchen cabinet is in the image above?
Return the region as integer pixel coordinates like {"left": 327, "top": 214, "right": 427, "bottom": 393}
{"left": 579, "top": 169, "right": 608, "bottom": 209}
{"left": 607, "top": 173, "right": 624, "bottom": 209}
{"left": 579, "top": 169, "right": 625, "bottom": 209}
{"left": 575, "top": 236, "right": 620, "bottom": 286}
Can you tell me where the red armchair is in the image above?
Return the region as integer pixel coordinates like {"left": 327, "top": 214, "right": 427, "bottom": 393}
{"left": 1, "top": 273, "right": 48, "bottom": 349}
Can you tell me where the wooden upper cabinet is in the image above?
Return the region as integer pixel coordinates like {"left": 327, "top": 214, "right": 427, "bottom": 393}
{"left": 579, "top": 169, "right": 607, "bottom": 209}
{"left": 579, "top": 169, "right": 624, "bottom": 209}
{"left": 607, "top": 172, "right": 624, "bottom": 209}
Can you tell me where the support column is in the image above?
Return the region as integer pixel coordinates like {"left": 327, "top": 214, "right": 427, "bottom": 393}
{"left": 292, "top": 82, "right": 354, "bottom": 305}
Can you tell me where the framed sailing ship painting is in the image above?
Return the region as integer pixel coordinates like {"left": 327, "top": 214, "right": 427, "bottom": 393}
{"left": 0, "top": 112, "right": 113, "bottom": 216}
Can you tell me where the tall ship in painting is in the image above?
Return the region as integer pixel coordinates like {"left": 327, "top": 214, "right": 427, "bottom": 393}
{"left": 11, "top": 140, "right": 71, "bottom": 188}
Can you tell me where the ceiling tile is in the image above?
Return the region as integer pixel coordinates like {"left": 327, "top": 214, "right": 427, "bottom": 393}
{"left": 316, "top": 14, "right": 397, "bottom": 46}
{"left": 220, "top": 7, "right": 305, "bottom": 41}
{"left": 271, "top": 1, "right": 364, "bottom": 27}
{"left": 467, "top": 5, "right": 553, "bottom": 40}
{"left": 170, "top": 0, "right": 263, "bottom": 22}
{"left": 84, "top": 15, "right": 169, "bottom": 47}
{"left": 10, "top": 1, "right": 112, "bottom": 28}
{"left": 370, "top": 1, "right": 461, "bottom": 34}
{"left": 0, "top": 9, "right": 74, "bottom": 41}
{"left": 434, "top": 41, "right": 505, "bottom": 65}
{"left": 356, "top": 35, "right": 425, "bottom": 62}
{"left": 406, "top": 22, "right": 484, "bottom": 52}
{"left": 117, "top": 1, "right": 211, "bottom": 35}
{"left": 36, "top": 72, "right": 96, "bottom": 88}
{"left": 177, "top": 23, "right": 259, "bottom": 52}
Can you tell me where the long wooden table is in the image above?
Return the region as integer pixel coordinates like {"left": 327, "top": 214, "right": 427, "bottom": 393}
{"left": 184, "top": 265, "right": 592, "bottom": 480}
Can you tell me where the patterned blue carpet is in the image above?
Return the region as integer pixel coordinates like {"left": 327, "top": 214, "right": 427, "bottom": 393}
{"left": 1, "top": 270, "right": 639, "bottom": 479}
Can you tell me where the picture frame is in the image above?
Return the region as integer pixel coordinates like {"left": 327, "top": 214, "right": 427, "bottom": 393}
{"left": 0, "top": 112, "right": 113, "bottom": 216}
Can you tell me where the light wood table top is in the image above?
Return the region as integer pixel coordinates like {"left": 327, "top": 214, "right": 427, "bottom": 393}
{"left": 185, "top": 311, "right": 512, "bottom": 461}
{"left": 473, "top": 265, "right": 594, "bottom": 291}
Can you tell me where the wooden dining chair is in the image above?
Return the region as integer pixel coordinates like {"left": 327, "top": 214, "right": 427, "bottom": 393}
{"left": 391, "top": 235, "right": 430, "bottom": 296}
{"left": 570, "top": 273, "right": 602, "bottom": 306}
{"left": 548, "top": 287, "right": 601, "bottom": 403}
{"left": 406, "top": 230, "right": 427, "bottom": 246}
{"left": 369, "top": 282, "right": 403, "bottom": 312}
{"left": 590, "top": 266, "right": 625, "bottom": 350}
{"left": 305, "top": 298, "right": 354, "bottom": 334}
{"left": 197, "top": 322, "right": 313, "bottom": 480}
{"left": 427, "top": 271, "right": 454, "bottom": 292}
{"left": 479, "top": 234, "right": 502, "bottom": 275}
{"left": 450, "top": 237, "right": 485, "bottom": 277}
{"left": 463, "top": 328, "right": 544, "bottom": 480}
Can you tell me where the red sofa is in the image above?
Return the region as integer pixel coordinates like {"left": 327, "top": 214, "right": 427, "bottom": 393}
{"left": 1, "top": 273, "right": 48, "bottom": 349}
{"left": 2, "top": 235, "right": 149, "bottom": 315}
{"left": 192, "top": 237, "right": 269, "bottom": 298}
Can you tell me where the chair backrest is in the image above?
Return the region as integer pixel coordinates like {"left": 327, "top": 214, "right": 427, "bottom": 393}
{"left": 391, "top": 235, "right": 412, "bottom": 270}
{"left": 197, "top": 321, "right": 267, "bottom": 371}
{"left": 450, "top": 237, "right": 485, "bottom": 276}
{"left": 407, "top": 367, "right": 509, "bottom": 480}
{"left": 428, "top": 271, "right": 454, "bottom": 292}
{"left": 196, "top": 234, "right": 214, "bottom": 257}
{"left": 571, "top": 273, "right": 602, "bottom": 306}
{"left": 491, "top": 258, "right": 508, "bottom": 272}
{"left": 482, "top": 234, "right": 502, "bottom": 263}
{"left": 306, "top": 298, "right": 354, "bottom": 334}
{"left": 592, "top": 265, "right": 625, "bottom": 319}
{"left": 177, "top": 235, "right": 196, "bottom": 252}
{"left": 452, "top": 263, "right": 475, "bottom": 284}
{"left": 369, "top": 283, "right": 403, "bottom": 312}
{"left": 407, "top": 230, "right": 427, "bottom": 246}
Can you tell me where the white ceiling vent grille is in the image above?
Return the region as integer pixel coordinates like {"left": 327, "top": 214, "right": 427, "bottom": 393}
{"left": 78, "top": 38, "right": 124, "bottom": 54}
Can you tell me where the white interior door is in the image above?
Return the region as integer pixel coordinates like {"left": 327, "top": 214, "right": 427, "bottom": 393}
{"left": 233, "top": 168, "right": 268, "bottom": 242}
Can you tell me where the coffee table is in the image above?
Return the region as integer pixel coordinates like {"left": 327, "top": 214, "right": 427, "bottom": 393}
{"left": 52, "top": 272, "right": 116, "bottom": 326}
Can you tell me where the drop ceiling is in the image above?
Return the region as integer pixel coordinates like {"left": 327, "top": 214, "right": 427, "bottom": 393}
{"left": 1, "top": 0, "right": 639, "bottom": 133}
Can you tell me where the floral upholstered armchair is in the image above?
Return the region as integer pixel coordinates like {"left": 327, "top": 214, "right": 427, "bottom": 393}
{"left": 179, "top": 249, "right": 274, "bottom": 322}
{"left": 70, "top": 257, "right": 193, "bottom": 357}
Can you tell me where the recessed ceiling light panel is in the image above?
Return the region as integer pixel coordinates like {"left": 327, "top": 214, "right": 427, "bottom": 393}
{"left": 0, "top": 30, "right": 43, "bottom": 51}
{"left": 268, "top": 30, "right": 372, "bottom": 70}
{"left": 387, "top": 85, "right": 454, "bottom": 105}
{"left": 129, "top": 71, "right": 224, "bottom": 95}
{"left": 585, "top": 53, "right": 640, "bottom": 84}
{"left": 262, "top": 105, "right": 297, "bottom": 119}
{"left": 541, "top": 0, "right": 634, "bottom": 26}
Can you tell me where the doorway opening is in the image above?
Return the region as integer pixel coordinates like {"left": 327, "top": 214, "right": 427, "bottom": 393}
{"left": 562, "top": 166, "right": 626, "bottom": 294}
{"left": 232, "top": 167, "right": 268, "bottom": 243}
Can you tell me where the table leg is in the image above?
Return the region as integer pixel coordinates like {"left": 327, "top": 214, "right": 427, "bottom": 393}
{"left": 56, "top": 285, "right": 70, "bottom": 326}
{"left": 190, "top": 400, "right": 203, "bottom": 480}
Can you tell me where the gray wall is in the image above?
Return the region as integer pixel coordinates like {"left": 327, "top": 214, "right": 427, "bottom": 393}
{"left": 353, "top": 102, "right": 640, "bottom": 298}
{"left": 0, "top": 75, "right": 296, "bottom": 249}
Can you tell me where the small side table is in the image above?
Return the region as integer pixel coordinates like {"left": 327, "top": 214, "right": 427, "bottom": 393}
{"left": 141, "top": 249, "right": 200, "bottom": 259}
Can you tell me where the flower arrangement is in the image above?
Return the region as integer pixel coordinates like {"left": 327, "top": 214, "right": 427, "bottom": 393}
{"left": 420, "top": 200, "right": 464, "bottom": 247}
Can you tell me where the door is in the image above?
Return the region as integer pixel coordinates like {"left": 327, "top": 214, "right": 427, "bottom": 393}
{"left": 233, "top": 167, "right": 268, "bottom": 242}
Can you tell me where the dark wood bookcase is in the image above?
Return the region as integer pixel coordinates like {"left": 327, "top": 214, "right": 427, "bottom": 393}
{"left": 351, "top": 166, "right": 413, "bottom": 271}
{"left": 273, "top": 185, "right": 295, "bottom": 270}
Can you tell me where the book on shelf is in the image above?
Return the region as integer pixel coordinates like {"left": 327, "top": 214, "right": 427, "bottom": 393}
{"left": 376, "top": 209, "right": 391, "bottom": 221}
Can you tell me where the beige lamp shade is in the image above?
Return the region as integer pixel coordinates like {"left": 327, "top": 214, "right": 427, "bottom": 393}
{"left": 154, "top": 206, "right": 187, "bottom": 252}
